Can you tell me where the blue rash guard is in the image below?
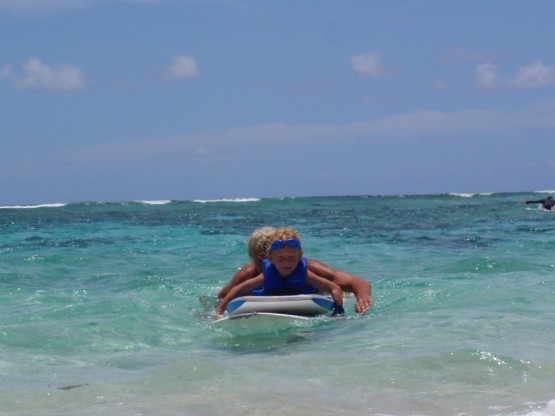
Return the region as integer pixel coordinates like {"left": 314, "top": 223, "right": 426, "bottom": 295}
{"left": 252, "top": 257, "right": 317, "bottom": 296}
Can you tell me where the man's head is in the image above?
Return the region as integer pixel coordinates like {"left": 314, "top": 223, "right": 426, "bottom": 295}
{"left": 247, "top": 227, "right": 276, "bottom": 264}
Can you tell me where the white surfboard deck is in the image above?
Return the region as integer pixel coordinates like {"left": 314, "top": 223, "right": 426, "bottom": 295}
{"left": 226, "top": 294, "right": 335, "bottom": 317}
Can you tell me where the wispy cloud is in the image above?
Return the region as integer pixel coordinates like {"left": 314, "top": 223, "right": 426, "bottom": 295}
{"left": 164, "top": 55, "right": 200, "bottom": 80}
{"left": 0, "top": 0, "right": 88, "bottom": 14}
{"left": 442, "top": 45, "right": 505, "bottom": 64}
{"left": 430, "top": 79, "right": 448, "bottom": 91}
{"left": 6, "top": 103, "right": 555, "bottom": 202}
{"left": 1, "top": 58, "right": 87, "bottom": 91}
{"left": 0, "top": 0, "right": 172, "bottom": 14}
{"left": 288, "top": 77, "right": 335, "bottom": 95}
{"left": 350, "top": 51, "right": 390, "bottom": 78}
{"left": 46, "top": 104, "right": 555, "bottom": 168}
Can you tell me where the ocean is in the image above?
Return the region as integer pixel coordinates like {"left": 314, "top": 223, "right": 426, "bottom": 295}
{"left": 1, "top": 192, "right": 554, "bottom": 416}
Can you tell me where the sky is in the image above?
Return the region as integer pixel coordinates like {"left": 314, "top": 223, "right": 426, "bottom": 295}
{"left": 1, "top": 0, "right": 555, "bottom": 204}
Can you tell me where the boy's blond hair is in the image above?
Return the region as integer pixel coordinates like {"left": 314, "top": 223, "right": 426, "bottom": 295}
{"left": 267, "top": 227, "right": 303, "bottom": 255}
{"left": 246, "top": 227, "right": 276, "bottom": 263}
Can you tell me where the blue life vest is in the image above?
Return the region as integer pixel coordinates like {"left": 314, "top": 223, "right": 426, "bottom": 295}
{"left": 252, "top": 257, "right": 317, "bottom": 296}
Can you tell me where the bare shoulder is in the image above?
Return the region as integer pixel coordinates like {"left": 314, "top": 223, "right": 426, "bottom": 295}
{"left": 307, "top": 258, "right": 330, "bottom": 267}
{"left": 237, "top": 262, "right": 259, "bottom": 277}
{"left": 306, "top": 258, "right": 335, "bottom": 275}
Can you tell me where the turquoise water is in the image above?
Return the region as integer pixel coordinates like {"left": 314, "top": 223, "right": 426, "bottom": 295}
{"left": 1, "top": 193, "right": 554, "bottom": 416}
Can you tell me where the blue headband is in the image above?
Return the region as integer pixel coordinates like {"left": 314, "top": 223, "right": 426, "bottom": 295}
{"left": 269, "top": 238, "right": 302, "bottom": 251}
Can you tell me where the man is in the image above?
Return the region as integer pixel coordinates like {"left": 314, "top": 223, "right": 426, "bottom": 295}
{"left": 520, "top": 196, "right": 555, "bottom": 211}
{"left": 218, "top": 227, "right": 373, "bottom": 314}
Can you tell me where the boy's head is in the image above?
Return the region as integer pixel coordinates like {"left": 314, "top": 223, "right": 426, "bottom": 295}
{"left": 247, "top": 227, "right": 276, "bottom": 264}
{"left": 267, "top": 227, "right": 303, "bottom": 278}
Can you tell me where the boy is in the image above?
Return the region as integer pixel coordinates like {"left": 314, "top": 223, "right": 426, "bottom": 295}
{"left": 215, "top": 227, "right": 345, "bottom": 316}
{"left": 217, "top": 227, "right": 372, "bottom": 313}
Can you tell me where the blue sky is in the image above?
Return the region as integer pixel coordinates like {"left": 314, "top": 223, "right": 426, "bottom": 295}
{"left": 1, "top": 0, "right": 554, "bottom": 204}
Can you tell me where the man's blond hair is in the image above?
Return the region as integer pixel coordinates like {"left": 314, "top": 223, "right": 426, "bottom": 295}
{"left": 246, "top": 227, "right": 276, "bottom": 263}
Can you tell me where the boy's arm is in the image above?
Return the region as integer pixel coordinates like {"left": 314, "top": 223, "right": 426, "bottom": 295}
{"left": 217, "top": 262, "right": 258, "bottom": 299}
{"left": 307, "top": 258, "right": 372, "bottom": 314}
{"left": 306, "top": 271, "right": 344, "bottom": 315}
{"left": 215, "top": 274, "right": 264, "bottom": 316}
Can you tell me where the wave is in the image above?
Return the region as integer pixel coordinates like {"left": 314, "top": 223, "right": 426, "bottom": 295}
{"left": 5, "top": 192, "right": 545, "bottom": 209}
{"left": 193, "top": 198, "right": 261, "bottom": 204}
{"left": 0, "top": 203, "right": 67, "bottom": 210}
{"left": 448, "top": 192, "right": 494, "bottom": 198}
{"left": 133, "top": 200, "right": 173, "bottom": 205}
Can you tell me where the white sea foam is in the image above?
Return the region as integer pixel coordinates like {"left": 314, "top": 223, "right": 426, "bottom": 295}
{"left": 193, "top": 198, "right": 260, "bottom": 203}
{"left": 521, "top": 399, "right": 555, "bottom": 416}
{"left": 0, "top": 203, "right": 67, "bottom": 209}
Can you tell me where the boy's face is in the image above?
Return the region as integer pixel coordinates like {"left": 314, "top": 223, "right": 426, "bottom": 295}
{"left": 268, "top": 246, "right": 302, "bottom": 277}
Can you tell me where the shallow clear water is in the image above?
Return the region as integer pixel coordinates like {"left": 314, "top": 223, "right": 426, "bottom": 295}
{"left": 1, "top": 193, "right": 554, "bottom": 415}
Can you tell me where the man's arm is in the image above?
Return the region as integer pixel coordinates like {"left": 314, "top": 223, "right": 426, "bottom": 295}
{"left": 217, "top": 262, "right": 259, "bottom": 299}
{"left": 307, "top": 258, "right": 373, "bottom": 314}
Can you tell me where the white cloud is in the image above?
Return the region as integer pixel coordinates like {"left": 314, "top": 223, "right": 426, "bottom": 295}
{"left": 350, "top": 51, "right": 389, "bottom": 78}
{"left": 2, "top": 58, "right": 86, "bottom": 91}
{"left": 164, "top": 55, "right": 200, "bottom": 80}
{"left": 474, "top": 62, "right": 499, "bottom": 89}
{"left": 475, "top": 60, "right": 555, "bottom": 90}
{"left": 508, "top": 60, "right": 555, "bottom": 89}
